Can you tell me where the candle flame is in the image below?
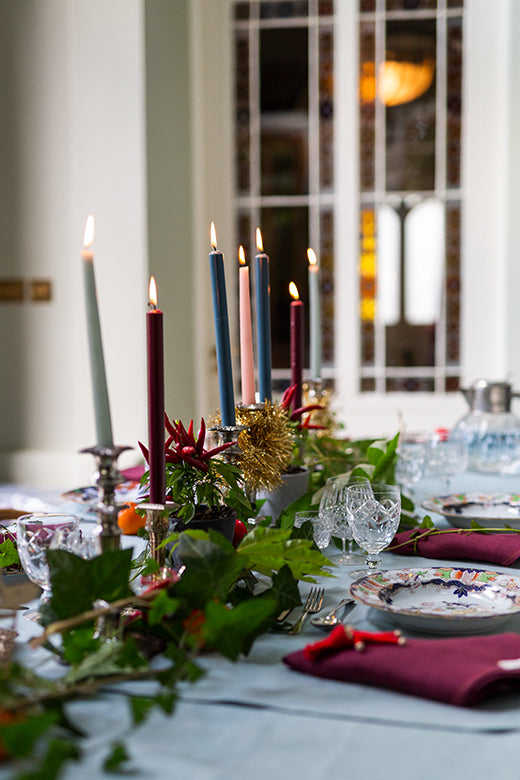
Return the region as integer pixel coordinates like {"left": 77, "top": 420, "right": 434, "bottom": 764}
{"left": 289, "top": 281, "right": 299, "bottom": 300}
{"left": 83, "top": 215, "right": 95, "bottom": 248}
{"left": 256, "top": 228, "right": 264, "bottom": 253}
{"left": 149, "top": 276, "right": 158, "bottom": 308}
{"left": 210, "top": 222, "right": 217, "bottom": 250}
{"left": 307, "top": 247, "right": 318, "bottom": 267}
{"left": 238, "top": 245, "right": 246, "bottom": 266}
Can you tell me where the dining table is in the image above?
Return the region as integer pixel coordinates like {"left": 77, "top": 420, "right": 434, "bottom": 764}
{"left": 2, "top": 470, "right": 520, "bottom": 780}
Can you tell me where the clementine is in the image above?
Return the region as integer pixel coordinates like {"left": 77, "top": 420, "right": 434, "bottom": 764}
{"left": 117, "top": 502, "right": 146, "bottom": 535}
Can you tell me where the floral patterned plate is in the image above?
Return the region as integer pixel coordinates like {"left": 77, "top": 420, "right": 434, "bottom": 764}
{"left": 422, "top": 493, "right": 520, "bottom": 529}
{"left": 350, "top": 567, "right": 520, "bottom": 634}
{"left": 62, "top": 480, "right": 142, "bottom": 508}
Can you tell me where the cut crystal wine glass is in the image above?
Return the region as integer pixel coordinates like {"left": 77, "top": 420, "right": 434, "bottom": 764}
{"left": 319, "top": 474, "right": 368, "bottom": 564}
{"left": 347, "top": 483, "right": 401, "bottom": 578}
{"left": 17, "top": 514, "right": 80, "bottom": 615}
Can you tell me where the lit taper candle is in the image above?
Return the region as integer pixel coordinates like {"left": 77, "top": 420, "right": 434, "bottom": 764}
{"left": 289, "top": 281, "right": 304, "bottom": 410}
{"left": 238, "top": 246, "right": 256, "bottom": 404}
{"left": 209, "top": 223, "right": 236, "bottom": 426}
{"left": 307, "top": 247, "right": 322, "bottom": 380}
{"left": 255, "top": 228, "right": 272, "bottom": 402}
{"left": 147, "top": 276, "right": 165, "bottom": 504}
{"left": 81, "top": 215, "right": 114, "bottom": 447}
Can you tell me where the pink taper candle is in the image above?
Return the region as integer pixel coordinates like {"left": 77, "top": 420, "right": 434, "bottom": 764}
{"left": 238, "top": 246, "right": 256, "bottom": 404}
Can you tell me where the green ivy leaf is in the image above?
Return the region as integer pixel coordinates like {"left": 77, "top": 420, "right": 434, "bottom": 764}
{"left": 64, "top": 638, "right": 145, "bottom": 685}
{"left": 237, "top": 526, "right": 329, "bottom": 580}
{"left": 147, "top": 590, "right": 180, "bottom": 626}
{"left": 0, "top": 710, "right": 58, "bottom": 758}
{"left": 419, "top": 515, "right": 435, "bottom": 529}
{"left": 130, "top": 696, "right": 155, "bottom": 726}
{"left": 470, "top": 519, "right": 493, "bottom": 533}
{"left": 173, "top": 532, "right": 246, "bottom": 606}
{"left": 0, "top": 536, "right": 19, "bottom": 568}
{"left": 16, "top": 737, "right": 80, "bottom": 780}
{"left": 369, "top": 433, "right": 399, "bottom": 482}
{"left": 103, "top": 741, "right": 131, "bottom": 773}
{"left": 401, "top": 493, "right": 415, "bottom": 512}
{"left": 45, "top": 549, "right": 134, "bottom": 622}
{"left": 203, "top": 597, "right": 278, "bottom": 660}
{"left": 269, "top": 565, "right": 301, "bottom": 610}
{"left": 61, "top": 626, "right": 101, "bottom": 665}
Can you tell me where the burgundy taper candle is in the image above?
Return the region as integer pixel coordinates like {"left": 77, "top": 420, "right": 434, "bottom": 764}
{"left": 147, "top": 276, "right": 165, "bottom": 504}
{"left": 289, "top": 282, "right": 304, "bottom": 410}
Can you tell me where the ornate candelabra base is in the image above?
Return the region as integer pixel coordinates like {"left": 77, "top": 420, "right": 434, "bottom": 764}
{"left": 80, "top": 445, "right": 132, "bottom": 554}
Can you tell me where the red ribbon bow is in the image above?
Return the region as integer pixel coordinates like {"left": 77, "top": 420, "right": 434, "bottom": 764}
{"left": 303, "top": 624, "right": 406, "bottom": 661}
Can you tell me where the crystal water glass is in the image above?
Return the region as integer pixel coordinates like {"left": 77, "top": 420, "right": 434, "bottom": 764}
{"left": 395, "top": 433, "right": 428, "bottom": 496}
{"left": 319, "top": 474, "right": 368, "bottom": 564}
{"left": 17, "top": 514, "right": 80, "bottom": 605}
{"left": 346, "top": 483, "right": 401, "bottom": 577}
{"left": 294, "top": 510, "right": 331, "bottom": 550}
{"left": 425, "top": 433, "right": 469, "bottom": 492}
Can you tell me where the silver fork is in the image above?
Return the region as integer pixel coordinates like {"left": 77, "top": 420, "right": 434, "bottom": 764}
{"left": 288, "top": 587, "right": 325, "bottom": 634}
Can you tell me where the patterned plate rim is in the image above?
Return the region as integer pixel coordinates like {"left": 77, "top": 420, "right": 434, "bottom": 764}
{"left": 349, "top": 566, "right": 520, "bottom": 622}
{"left": 421, "top": 492, "right": 520, "bottom": 521}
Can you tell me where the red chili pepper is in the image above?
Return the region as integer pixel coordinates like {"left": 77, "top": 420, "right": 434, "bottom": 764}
{"left": 164, "top": 413, "right": 176, "bottom": 438}
{"left": 281, "top": 384, "right": 297, "bottom": 411}
{"left": 138, "top": 441, "right": 150, "bottom": 463}
{"left": 181, "top": 446, "right": 197, "bottom": 456}
{"left": 290, "top": 403, "right": 324, "bottom": 421}
{"left": 196, "top": 417, "right": 206, "bottom": 451}
{"left": 201, "top": 441, "right": 235, "bottom": 460}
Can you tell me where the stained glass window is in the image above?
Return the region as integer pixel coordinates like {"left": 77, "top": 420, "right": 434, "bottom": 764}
{"left": 358, "top": 0, "right": 464, "bottom": 393}
{"left": 231, "top": 0, "right": 463, "bottom": 396}
{"left": 232, "top": 0, "right": 335, "bottom": 387}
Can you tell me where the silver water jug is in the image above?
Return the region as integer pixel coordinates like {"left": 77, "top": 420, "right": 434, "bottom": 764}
{"left": 452, "top": 379, "right": 520, "bottom": 473}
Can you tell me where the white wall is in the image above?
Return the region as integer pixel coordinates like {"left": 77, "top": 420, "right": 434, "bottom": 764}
{"left": 0, "top": 0, "right": 149, "bottom": 487}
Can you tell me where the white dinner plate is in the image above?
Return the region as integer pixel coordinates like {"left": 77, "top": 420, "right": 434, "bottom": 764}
{"left": 422, "top": 492, "right": 520, "bottom": 529}
{"left": 350, "top": 566, "right": 520, "bottom": 634}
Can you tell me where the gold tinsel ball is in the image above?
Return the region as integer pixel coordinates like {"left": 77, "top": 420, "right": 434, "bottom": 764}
{"left": 235, "top": 403, "right": 293, "bottom": 493}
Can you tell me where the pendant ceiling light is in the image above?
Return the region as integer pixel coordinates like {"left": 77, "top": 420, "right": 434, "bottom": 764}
{"left": 360, "top": 57, "right": 435, "bottom": 107}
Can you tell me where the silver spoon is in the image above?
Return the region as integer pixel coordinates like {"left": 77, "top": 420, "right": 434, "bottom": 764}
{"left": 310, "top": 597, "right": 356, "bottom": 630}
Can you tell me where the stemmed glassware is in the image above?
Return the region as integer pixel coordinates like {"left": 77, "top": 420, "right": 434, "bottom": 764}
{"left": 319, "top": 474, "right": 368, "bottom": 564}
{"left": 425, "top": 432, "right": 468, "bottom": 493}
{"left": 346, "top": 483, "right": 401, "bottom": 578}
{"left": 294, "top": 510, "right": 331, "bottom": 551}
{"left": 17, "top": 513, "right": 80, "bottom": 617}
{"left": 395, "top": 433, "right": 428, "bottom": 497}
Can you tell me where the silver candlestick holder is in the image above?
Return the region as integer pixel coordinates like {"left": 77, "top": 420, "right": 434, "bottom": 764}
{"left": 80, "top": 445, "right": 132, "bottom": 554}
{"left": 210, "top": 423, "right": 248, "bottom": 466}
{"left": 140, "top": 503, "right": 172, "bottom": 575}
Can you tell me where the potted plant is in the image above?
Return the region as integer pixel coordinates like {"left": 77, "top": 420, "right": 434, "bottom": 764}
{"left": 139, "top": 415, "right": 255, "bottom": 542}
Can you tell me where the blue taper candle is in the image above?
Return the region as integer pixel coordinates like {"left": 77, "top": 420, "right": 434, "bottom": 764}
{"left": 209, "top": 223, "right": 236, "bottom": 426}
{"left": 255, "top": 228, "right": 272, "bottom": 402}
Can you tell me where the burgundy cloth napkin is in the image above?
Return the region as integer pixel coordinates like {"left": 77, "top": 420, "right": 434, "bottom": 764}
{"left": 121, "top": 466, "right": 145, "bottom": 481}
{"left": 284, "top": 632, "right": 520, "bottom": 706}
{"left": 388, "top": 528, "right": 520, "bottom": 566}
